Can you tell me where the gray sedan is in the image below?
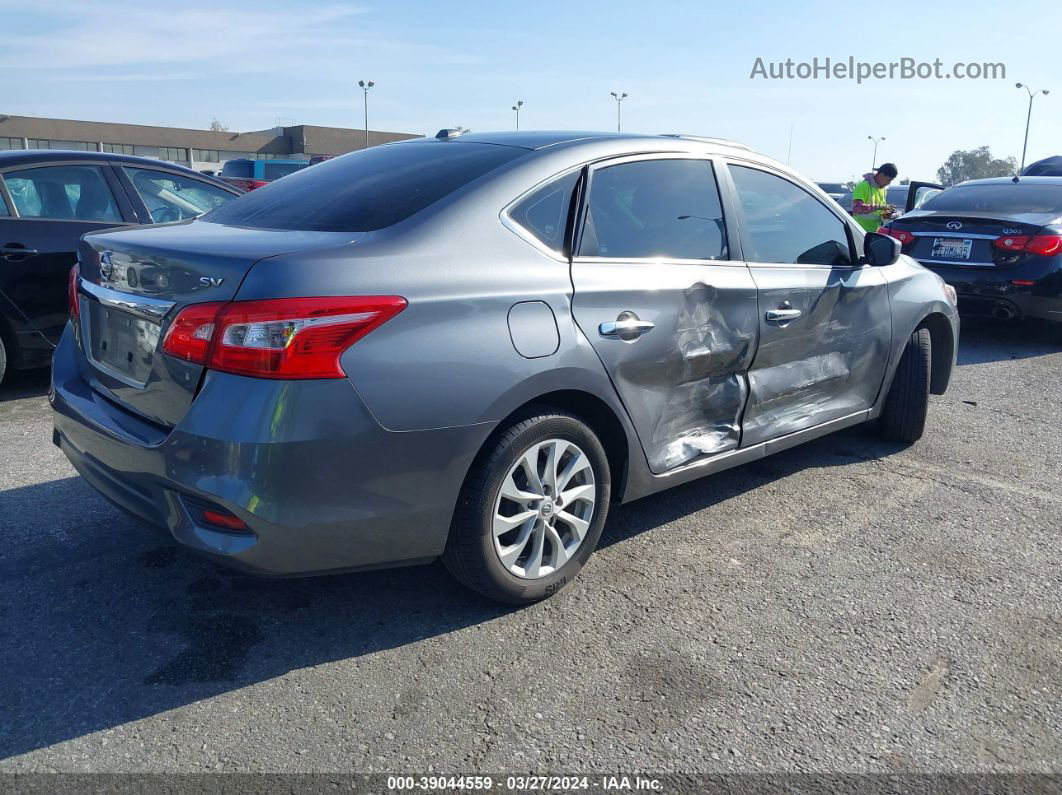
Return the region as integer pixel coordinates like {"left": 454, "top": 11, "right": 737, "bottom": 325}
{"left": 52, "top": 130, "right": 958, "bottom": 603}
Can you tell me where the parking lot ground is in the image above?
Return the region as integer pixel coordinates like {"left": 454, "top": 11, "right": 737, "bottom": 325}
{"left": 0, "top": 318, "right": 1059, "bottom": 775}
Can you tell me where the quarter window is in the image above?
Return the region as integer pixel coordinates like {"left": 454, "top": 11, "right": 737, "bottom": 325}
{"left": 4, "top": 165, "right": 121, "bottom": 222}
{"left": 509, "top": 170, "right": 580, "bottom": 252}
{"left": 578, "top": 159, "right": 728, "bottom": 260}
{"left": 729, "top": 165, "right": 853, "bottom": 266}
{"left": 124, "top": 167, "right": 236, "bottom": 223}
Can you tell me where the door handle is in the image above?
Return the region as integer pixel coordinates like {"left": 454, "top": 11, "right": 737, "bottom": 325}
{"left": 765, "top": 308, "right": 802, "bottom": 322}
{"left": 599, "top": 317, "right": 655, "bottom": 339}
{"left": 1, "top": 245, "right": 39, "bottom": 260}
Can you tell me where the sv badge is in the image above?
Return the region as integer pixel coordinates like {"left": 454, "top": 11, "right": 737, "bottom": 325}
{"left": 199, "top": 276, "right": 225, "bottom": 287}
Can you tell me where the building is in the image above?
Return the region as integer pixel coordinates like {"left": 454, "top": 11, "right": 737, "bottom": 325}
{"left": 0, "top": 114, "right": 422, "bottom": 172}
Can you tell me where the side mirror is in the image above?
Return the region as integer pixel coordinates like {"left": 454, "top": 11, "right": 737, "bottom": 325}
{"left": 864, "top": 231, "right": 901, "bottom": 267}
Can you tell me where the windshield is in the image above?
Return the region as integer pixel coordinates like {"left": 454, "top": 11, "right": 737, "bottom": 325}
{"left": 204, "top": 142, "right": 528, "bottom": 232}
{"left": 921, "top": 183, "right": 1062, "bottom": 214}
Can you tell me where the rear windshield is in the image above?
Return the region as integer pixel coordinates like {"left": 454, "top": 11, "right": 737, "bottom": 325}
{"left": 262, "top": 161, "right": 305, "bottom": 180}
{"left": 921, "top": 183, "right": 1062, "bottom": 214}
{"left": 220, "top": 160, "right": 253, "bottom": 178}
{"left": 204, "top": 142, "right": 528, "bottom": 232}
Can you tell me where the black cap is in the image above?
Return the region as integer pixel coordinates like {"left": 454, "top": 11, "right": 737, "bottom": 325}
{"left": 877, "top": 162, "right": 898, "bottom": 178}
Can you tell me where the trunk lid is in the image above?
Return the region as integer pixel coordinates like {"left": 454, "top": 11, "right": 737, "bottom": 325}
{"left": 75, "top": 219, "right": 362, "bottom": 427}
{"left": 893, "top": 211, "right": 1054, "bottom": 268}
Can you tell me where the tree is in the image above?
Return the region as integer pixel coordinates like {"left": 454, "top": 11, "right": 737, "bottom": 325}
{"left": 936, "top": 147, "right": 1018, "bottom": 187}
{"left": 208, "top": 118, "right": 229, "bottom": 133}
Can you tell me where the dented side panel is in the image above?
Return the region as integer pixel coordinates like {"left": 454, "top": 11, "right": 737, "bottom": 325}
{"left": 742, "top": 264, "right": 891, "bottom": 446}
{"left": 570, "top": 260, "right": 759, "bottom": 473}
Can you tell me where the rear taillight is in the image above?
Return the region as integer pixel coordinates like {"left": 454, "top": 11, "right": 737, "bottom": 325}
{"left": 161, "top": 296, "right": 406, "bottom": 379}
{"left": 68, "top": 264, "right": 80, "bottom": 320}
{"left": 994, "top": 234, "right": 1062, "bottom": 257}
{"left": 882, "top": 226, "right": 916, "bottom": 248}
{"left": 161, "top": 302, "right": 225, "bottom": 365}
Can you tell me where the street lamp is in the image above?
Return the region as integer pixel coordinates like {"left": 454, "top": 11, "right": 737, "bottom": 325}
{"left": 1015, "top": 83, "right": 1050, "bottom": 173}
{"left": 610, "top": 91, "right": 628, "bottom": 132}
{"left": 358, "top": 80, "right": 374, "bottom": 149}
{"left": 867, "top": 135, "right": 886, "bottom": 170}
{"left": 512, "top": 100, "right": 523, "bottom": 130}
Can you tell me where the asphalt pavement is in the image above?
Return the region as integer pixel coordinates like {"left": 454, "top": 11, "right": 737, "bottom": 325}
{"left": 0, "top": 318, "right": 1059, "bottom": 775}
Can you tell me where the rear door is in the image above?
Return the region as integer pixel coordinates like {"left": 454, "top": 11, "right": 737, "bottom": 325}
{"left": 724, "top": 162, "right": 891, "bottom": 446}
{"left": 569, "top": 155, "right": 759, "bottom": 474}
{"left": 0, "top": 162, "right": 135, "bottom": 345}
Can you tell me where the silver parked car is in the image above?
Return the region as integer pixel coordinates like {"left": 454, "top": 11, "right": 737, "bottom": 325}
{"left": 52, "top": 131, "right": 959, "bottom": 603}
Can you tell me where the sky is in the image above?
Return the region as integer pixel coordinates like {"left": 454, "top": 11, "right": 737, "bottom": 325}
{"left": 2, "top": 0, "right": 1058, "bottom": 182}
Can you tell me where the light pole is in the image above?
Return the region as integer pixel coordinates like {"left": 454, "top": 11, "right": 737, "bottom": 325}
{"left": 1015, "top": 83, "right": 1050, "bottom": 173}
{"left": 867, "top": 135, "right": 885, "bottom": 170}
{"left": 512, "top": 100, "right": 523, "bottom": 130}
{"left": 358, "top": 80, "right": 374, "bottom": 149}
{"left": 611, "top": 91, "right": 628, "bottom": 132}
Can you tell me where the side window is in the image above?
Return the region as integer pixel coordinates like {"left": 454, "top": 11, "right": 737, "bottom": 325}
{"left": 578, "top": 159, "right": 728, "bottom": 260}
{"left": 729, "top": 165, "right": 853, "bottom": 266}
{"left": 4, "top": 165, "right": 121, "bottom": 222}
{"left": 124, "top": 167, "right": 236, "bottom": 223}
{"left": 509, "top": 170, "right": 580, "bottom": 252}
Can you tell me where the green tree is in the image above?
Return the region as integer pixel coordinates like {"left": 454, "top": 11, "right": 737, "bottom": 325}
{"left": 936, "top": 147, "right": 1018, "bottom": 186}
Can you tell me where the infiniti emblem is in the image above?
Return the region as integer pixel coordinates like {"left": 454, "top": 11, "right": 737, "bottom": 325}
{"left": 99, "top": 250, "right": 115, "bottom": 280}
{"left": 946, "top": 221, "right": 963, "bottom": 230}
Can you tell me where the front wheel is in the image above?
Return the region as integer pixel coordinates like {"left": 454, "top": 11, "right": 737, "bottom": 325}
{"left": 878, "top": 327, "right": 932, "bottom": 443}
{"left": 442, "top": 411, "right": 611, "bottom": 604}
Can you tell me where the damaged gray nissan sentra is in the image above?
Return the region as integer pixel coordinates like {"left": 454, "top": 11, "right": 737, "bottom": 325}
{"left": 51, "top": 130, "right": 958, "bottom": 604}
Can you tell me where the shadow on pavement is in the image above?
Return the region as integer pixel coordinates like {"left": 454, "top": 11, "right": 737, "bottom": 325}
{"left": 956, "top": 317, "right": 1060, "bottom": 366}
{"left": 0, "top": 368, "right": 50, "bottom": 403}
{"left": 0, "top": 424, "right": 904, "bottom": 760}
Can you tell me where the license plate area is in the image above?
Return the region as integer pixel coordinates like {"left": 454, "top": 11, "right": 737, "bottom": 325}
{"left": 931, "top": 237, "right": 973, "bottom": 260}
{"left": 85, "top": 299, "right": 162, "bottom": 387}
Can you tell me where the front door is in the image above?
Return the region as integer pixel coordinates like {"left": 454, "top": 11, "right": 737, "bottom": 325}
{"left": 725, "top": 163, "right": 891, "bottom": 447}
{"left": 0, "top": 163, "right": 131, "bottom": 344}
{"left": 570, "top": 155, "right": 758, "bottom": 474}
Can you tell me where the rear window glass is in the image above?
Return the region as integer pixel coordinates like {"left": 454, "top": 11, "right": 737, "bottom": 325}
{"left": 204, "top": 142, "right": 528, "bottom": 232}
{"left": 262, "top": 162, "right": 305, "bottom": 180}
{"left": 220, "top": 160, "right": 253, "bottom": 178}
{"left": 921, "top": 183, "right": 1062, "bottom": 214}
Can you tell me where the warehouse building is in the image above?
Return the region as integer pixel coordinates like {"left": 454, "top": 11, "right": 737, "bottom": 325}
{"left": 0, "top": 114, "right": 422, "bottom": 172}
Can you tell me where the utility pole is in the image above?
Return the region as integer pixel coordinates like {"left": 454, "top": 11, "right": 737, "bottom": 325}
{"left": 1015, "top": 82, "right": 1050, "bottom": 173}
{"left": 512, "top": 100, "right": 523, "bottom": 130}
{"left": 358, "top": 80, "right": 374, "bottom": 149}
{"left": 867, "top": 135, "right": 886, "bottom": 170}
{"left": 610, "top": 91, "right": 628, "bottom": 132}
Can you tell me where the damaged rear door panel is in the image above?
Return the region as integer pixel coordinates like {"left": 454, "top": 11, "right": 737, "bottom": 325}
{"left": 570, "top": 155, "right": 759, "bottom": 474}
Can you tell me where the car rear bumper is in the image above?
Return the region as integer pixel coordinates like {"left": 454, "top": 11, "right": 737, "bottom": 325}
{"left": 916, "top": 259, "right": 1062, "bottom": 323}
{"left": 50, "top": 328, "right": 492, "bottom": 576}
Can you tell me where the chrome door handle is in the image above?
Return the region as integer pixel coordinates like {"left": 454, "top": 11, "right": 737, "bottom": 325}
{"left": 1, "top": 245, "right": 39, "bottom": 259}
{"left": 765, "top": 308, "right": 802, "bottom": 322}
{"left": 599, "top": 318, "right": 655, "bottom": 338}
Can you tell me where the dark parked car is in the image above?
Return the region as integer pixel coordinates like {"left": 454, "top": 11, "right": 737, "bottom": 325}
{"left": 883, "top": 177, "right": 1062, "bottom": 323}
{"left": 1022, "top": 156, "right": 1062, "bottom": 177}
{"left": 0, "top": 149, "right": 240, "bottom": 383}
{"left": 52, "top": 131, "right": 957, "bottom": 604}
{"left": 218, "top": 158, "right": 309, "bottom": 191}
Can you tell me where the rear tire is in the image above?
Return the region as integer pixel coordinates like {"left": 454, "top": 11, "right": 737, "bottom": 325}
{"left": 442, "top": 410, "right": 611, "bottom": 604}
{"left": 0, "top": 335, "right": 7, "bottom": 386}
{"left": 878, "top": 327, "right": 932, "bottom": 443}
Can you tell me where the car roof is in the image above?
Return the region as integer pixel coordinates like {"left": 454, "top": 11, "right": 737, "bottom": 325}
{"left": 0, "top": 148, "right": 238, "bottom": 191}
{"left": 397, "top": 130, "right": 752, "bottom": 152}
{"left": 955, "top": 176, "right": 1062, "bottom": 187}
